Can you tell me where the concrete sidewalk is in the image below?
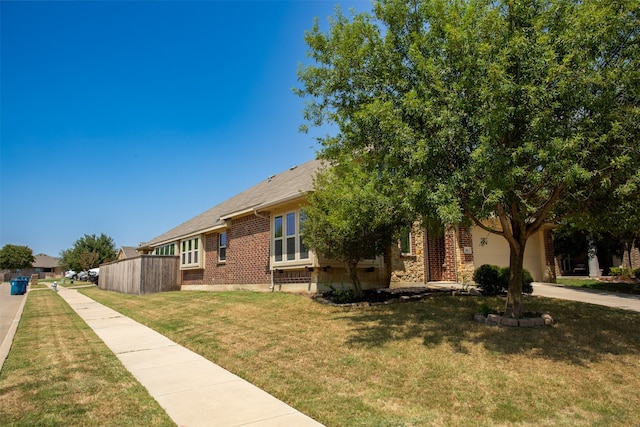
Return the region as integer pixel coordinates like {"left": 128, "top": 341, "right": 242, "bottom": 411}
{"left": 53, "top": 285, "right": 323, "bottom": 427}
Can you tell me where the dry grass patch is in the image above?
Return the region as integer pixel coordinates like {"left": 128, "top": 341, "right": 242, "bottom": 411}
{"left": 79, "top": 288, "right": 640, "bottom": 427}
{"left": 0, "top": 290, "right": 174, "bottom": 426}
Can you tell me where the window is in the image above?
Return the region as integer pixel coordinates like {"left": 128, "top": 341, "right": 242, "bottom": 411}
{"left": 181, "top": 236, "right": 200, "bottom": 267}
{"left": 273, "top": 210, "right": 309, "bottom": 263}
{"left": 400, "top": 228, "right": 412, "bottom": 255}
{"left": 155, "top": 243, "right": 175, "bottom": 256}
{"left": 218, "top": 232, "right": 227, "bottom": 262}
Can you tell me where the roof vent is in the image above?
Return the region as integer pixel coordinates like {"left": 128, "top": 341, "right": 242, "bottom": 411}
{"left": 267, "top": 175, "right": 275, "bottom": 182}
{"left": 289, "top": 165, "right": 298, "bottom": 170}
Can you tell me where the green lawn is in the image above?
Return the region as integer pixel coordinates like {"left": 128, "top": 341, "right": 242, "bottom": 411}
{"left": 557, "top": 277, "right": 640, "bottom": 295}
{"left": 76, "top": 287, "right": 640, "bottom": 427}
{"left": 3, "top": 287, "right": 639, "bottom": 426}
{"left": 0, "top": 290, "right": 174, "bottom": 426}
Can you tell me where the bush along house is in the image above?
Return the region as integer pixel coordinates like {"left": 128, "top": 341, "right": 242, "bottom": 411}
{"left": 137, "top": 159, "right": 556, "bottom": 294}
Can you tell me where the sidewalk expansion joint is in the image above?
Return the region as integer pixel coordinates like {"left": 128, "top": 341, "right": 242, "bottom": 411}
{"left": 116, "top": 344, "right": 180, "bottom": 355}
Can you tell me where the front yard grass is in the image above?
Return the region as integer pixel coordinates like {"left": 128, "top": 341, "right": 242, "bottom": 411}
{"left": 0, "top": 290, "right": 174, "bottom": 426}
{"left": 557, "top": 277, "right": 640, "bottom": 295}
{"left": 77, "top": 288, "right": 640, "bottom": 427}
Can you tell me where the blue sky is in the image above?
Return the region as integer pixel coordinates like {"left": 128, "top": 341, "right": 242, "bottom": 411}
{"left": 1, "top": 0, "right": 372, "bottom": 257}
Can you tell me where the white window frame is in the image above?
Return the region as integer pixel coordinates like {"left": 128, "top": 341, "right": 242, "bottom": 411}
{"left": 400, "top": 228, "right": 414, "bottom": 256}
{"left": 272, "top": 210, "right": 309, "bottom": 265}
{"left": 180, "top": 236, "right": 201, "bottom": 268}
{"left": 218, "top": 232, "right": 227, "bottom": 262}
{"left": 155, "top": 243, "right": 175, "bottom": 256}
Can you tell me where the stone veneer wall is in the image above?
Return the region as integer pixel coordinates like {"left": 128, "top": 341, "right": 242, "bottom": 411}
{"left": 390, "top": 224, "right": 427, "bottom": 285}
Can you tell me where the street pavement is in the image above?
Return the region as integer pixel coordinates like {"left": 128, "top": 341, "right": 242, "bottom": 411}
{"left": 0, "top": 281, "right": 28, "bottom": 372}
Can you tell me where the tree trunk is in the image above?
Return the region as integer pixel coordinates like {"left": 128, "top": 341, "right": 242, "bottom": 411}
{"left": 504, "top": 240, "right": 526, "bottom": 317}
{"left": 346, "top": 260, "right": 363, "bottom": 298}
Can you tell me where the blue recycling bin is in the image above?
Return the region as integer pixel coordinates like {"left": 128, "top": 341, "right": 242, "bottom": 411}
{"left": 10, "top": 280, "right": 24, "bottom": 295}
{"left": 15, "top": 276, "right": 29, "bottom": 294}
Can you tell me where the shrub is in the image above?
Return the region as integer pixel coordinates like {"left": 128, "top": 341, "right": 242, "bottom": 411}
{"left": 473, "top": 264, "right": 506, "bottom": 296}
{"left": 477, "top": 303, "right": 498, "bottom": 316}
{"left": 633, "top": 268, "right": 640, "bottom": 279}
{"left": 610, "top": 267, "right": 632, "bottom": 279}
{"left": 473, "top": 264, "right": 534, "bottom": 295}
{"left": 519, "top": 269, "right": 534, "bottom": 294}
{"left": 324, "top": 286, "right": 356, "bottom": 304}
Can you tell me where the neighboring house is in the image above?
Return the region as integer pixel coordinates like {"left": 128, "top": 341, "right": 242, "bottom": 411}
{"left": 117, "top": 246, "right": 140, "bottom": 260}
{"left": 1, "top": 253, "right": 62, "bottom": 280}
{"left": 138, "top": 159, "right": 556, "bottom": 293}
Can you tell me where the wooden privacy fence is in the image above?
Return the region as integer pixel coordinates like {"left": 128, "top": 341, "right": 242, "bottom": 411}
{"left": 99, "top": 255, "right": 181, "bottom": 294}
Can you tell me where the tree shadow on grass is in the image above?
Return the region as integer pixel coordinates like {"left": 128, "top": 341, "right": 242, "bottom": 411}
{"left": 335, "top": 294, "right": 640, "bottom": 366}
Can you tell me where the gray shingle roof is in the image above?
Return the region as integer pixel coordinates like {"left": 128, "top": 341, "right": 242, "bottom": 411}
{"left": 144, "top": 159, "right": 323, "bottom": 247}
{"left": 33, "top": 253, "right": 60, "bottom": 268}
{"left": 119, "top": 246, "right": 139, "bottom": 259}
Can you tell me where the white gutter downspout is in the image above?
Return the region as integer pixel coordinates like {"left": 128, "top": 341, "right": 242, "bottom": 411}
{"left": 253, "top": 208, "right": 275, "bottom": 291}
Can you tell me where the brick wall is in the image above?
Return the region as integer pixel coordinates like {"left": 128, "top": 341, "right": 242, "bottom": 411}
{"left": 621, "top": 246, "right": 640, "bottom": 269}
{"left": 456, "top": 226, "right": 475, "bottom": 283}
{"left": 203, "top": 214, "right": 272, "bottom": 285}
{"left": 273, "top": 269, "right": 312, "bottom": 285}
{"left": 182, "top": 214, "right": 273, "bottom": 286}
{"left": 182, "top": 269, "right": 204, "bottom": 285}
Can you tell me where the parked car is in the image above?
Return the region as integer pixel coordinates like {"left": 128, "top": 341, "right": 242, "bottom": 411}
{"left": 88, "top": 268, "right": 99, "bottom": 284}
{"left": 64, "top": 270, "right": 77, "bottom": 279}
{"left": 77, "top": 271, "right": 89, "bottom": 281}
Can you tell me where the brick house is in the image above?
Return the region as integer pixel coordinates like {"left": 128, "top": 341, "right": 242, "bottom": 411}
{"left": 138, "top": 159, "right": 555, "bottom": 292}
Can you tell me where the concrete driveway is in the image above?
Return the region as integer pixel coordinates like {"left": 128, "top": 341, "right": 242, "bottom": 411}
{"left": 532, "top": 282, "right": 640, "bottom": 312}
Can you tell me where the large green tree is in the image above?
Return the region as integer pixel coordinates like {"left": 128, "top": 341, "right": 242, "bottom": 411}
{"left": 60, "top": 233, "right": 116, "bottom": 272}
{"left": 297, "top": 0, "right": 639, "bottom": 317}
{"left": 303, "top": 159, "right": 409, "bottom": 297}
{"left": 0, "top": 244, "right": 35, "bottom": 271}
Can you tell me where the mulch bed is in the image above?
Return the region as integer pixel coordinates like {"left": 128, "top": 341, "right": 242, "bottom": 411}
{"left": 314, "top": 286, "right": 454, "bottom": 306}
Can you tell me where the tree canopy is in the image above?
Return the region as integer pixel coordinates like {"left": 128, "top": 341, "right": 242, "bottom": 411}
{"left": 0, "top": 244, "right": 35, "bottom": 271}
{"left": 297, "top": 0, "right": 639, "bottom": 317}
{"left": 59, "top": 233, "right": 116, "bottom": 272}
{"left": 302, "top": 159, "right": 409, "bottom": 296}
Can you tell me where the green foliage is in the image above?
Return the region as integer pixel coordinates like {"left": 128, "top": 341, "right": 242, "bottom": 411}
{"left": 59, "top": 233, "right": 116, "bottom": 271}
{"left": 473, "top": 265, "right": 505, "bottom": 296}
{"left": 473, "top": 264, "right": 533, "bottom": 296}
{"left": 477, "top": 302, "right": 498, "bottom": 317}
{"left": 297, "top": 0, "right": 639, "bottom": 317}
{"left": 0, "top": 244, "right": 35, "bottom": 270}
{"left": 553, "top": 223, "right": 592, "bottom": 259}
{"left": 610, "top": 267, "right": 634, "bottom": 279}
{"left": 302, "top": 160, "right": 409, "bottom": 295}
{"left": 324, "top": 286, "right": 356, "bottom": 304}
